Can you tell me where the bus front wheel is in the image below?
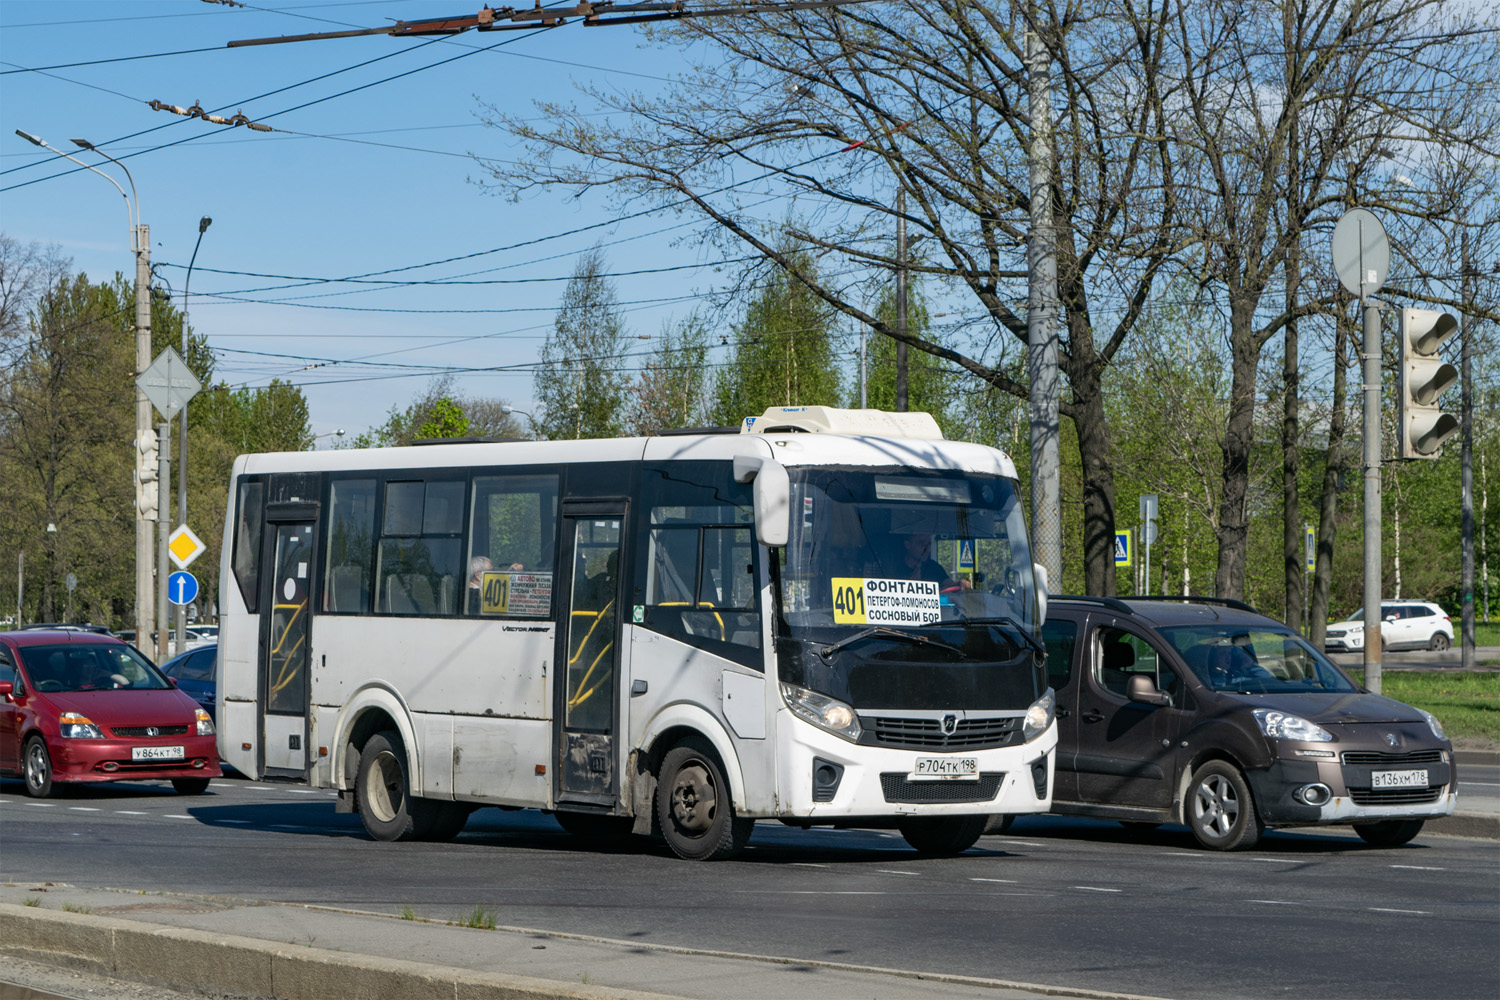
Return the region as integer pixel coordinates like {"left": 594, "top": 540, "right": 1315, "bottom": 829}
{"left": 899, "top": 815, "right": 986, "bottom": 855}
{"left": 356, "top": 730, "right": 433, "bottom": 842}
{"left": 656, "top": 741, "right": 753, "bottom": 861}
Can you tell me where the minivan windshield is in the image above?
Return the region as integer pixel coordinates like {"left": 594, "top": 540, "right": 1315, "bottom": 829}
{"left": 18, "top": 642, "right": 169, "bottom": 693}
{"left": 1159, "top": 626, "right": 1357, "bottom": 694}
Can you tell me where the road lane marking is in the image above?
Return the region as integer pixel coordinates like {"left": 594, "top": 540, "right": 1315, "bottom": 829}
{"left": 1390, "top": 865, "right": 1445, "bottom": 871}
{"left": 286, "top": 789, "right": 318, "bottom": 794}
{"left": 791, "top": 863, "right": 828, "bottom": 868}
{"left": 68, "top": 807, "right": 101, "bottom": 812}
{"left": 114, "top": 810, "right": 147, "bottom": 815}
{"left": 1250, "top": 899, "right": 1301, "bottom": 905}
{"left": 165, "top": 814, "right": 193, "bottom": 819}
{"left": 1072, "top": 886, "right": 1121, "bottom": 892}
{"left": 1162, "top": 852, "right": 1203, "bottom": 857}
{"left": 971, "top": 878, "right": 1017, "bottom": 883}
{"left": 991, "top": 840, "right": 1043, "bottom": 847}
{"left": 1253, "top": 857, "right": 1299, "bottom": 863}
{"left": 877, "top": 870, "right": 919, "bottom": 876}
{"left": 26, "top": 802, "right": 56, "bottom": 807}
{"left": 1457, "top": 781, "right": 1499, "bottom": 786}
{"left": 1370, "top": 907, "right": 1429, "bottom": 915}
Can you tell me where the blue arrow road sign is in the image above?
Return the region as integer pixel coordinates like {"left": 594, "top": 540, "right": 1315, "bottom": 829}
{"left": 168, "top": 570, "right": 199, "bottom": 606}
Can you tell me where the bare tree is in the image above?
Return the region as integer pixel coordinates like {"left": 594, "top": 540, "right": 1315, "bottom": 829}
{"left": 485, "top": 1, "right": 1183, "bottom": 594}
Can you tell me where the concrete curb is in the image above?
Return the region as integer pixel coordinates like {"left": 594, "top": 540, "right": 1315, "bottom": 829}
{"left": 0, "top": 904, "right": 683, "bottom": 1000}
{"left": 1455, "top": 749, "right": 1500, "bottom": 767}
{"left": 1426, "top": 812, "right": 1500, "bottom": 840}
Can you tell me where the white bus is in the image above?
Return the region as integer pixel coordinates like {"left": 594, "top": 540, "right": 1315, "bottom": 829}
{"left": 217, "top": 407, "right": 1056, "bottom": 859}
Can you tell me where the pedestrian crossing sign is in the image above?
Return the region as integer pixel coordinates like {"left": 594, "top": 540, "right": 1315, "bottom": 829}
{"left": 1114, "top": 530, "right": 1132, "bottom": 567}
{"left": 957, "top": 539, "right": 975, "bottom": 571}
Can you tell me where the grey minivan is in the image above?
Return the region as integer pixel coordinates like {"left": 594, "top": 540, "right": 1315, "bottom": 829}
{"left": 1039, "top": 596, "right": 1456, "bottom": 850}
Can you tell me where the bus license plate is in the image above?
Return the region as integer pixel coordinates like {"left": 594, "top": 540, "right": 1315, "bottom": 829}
{"left": 131, "top": 745, "right": 184, "bottom": 761}
{"left": 913, "top": 757, "right": 978, "bottom": 778}
{"left": 1371, "top": 769, "right": 1427, "bottom": 789}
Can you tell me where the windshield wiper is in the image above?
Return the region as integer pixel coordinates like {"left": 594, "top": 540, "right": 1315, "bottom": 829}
{"left": 930, "top": 616, "right": 1045, "bottom": 656}
{"left": 818, "top": 626, "right": 966, "bottom": 660}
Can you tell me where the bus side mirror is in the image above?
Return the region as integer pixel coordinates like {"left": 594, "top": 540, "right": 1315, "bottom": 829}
{"left": 1033, "top": 562, "right": 1048, "bottom": 624}
{"left": 733, "top": 454, "right": 790, "bottom": 548}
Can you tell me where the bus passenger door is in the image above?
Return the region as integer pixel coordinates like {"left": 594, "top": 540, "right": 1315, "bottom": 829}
{"left": 554, "top": 505, "right": 626, "bottom": 808}
{"left": 260, "top": 503, "right": 318, "bottom": 778}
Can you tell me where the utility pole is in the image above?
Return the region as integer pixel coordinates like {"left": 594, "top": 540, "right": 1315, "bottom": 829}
{"left": 895, "top": 187, "right": 908, "bottom": 411}
{"left": 15, "top": 552, "right": 22, "bottom": 627}
{"left": 1361, "top": 279, "right": 1382, "bottom": 693}
{"left": 1026, "top": 25, "right": 1062, "bottom": 590}
{"left": 858, "top": 322, "right": 868, "bottom": 408}
{"left": 1461, "top": 232, "right": 1475, "bottom": 670}
{"left": 177, "top": 216, "right": 211, "bottom": 654}
{"left": 136, "top": 226, "right": 154, "bottom": 650}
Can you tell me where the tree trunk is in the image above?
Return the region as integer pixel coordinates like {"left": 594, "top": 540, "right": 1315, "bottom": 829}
{"left": 1215, "top": 296, "right": 1261, "bottom": 600}
{"left": 1309, "top": 306, "right": 1350, "bottom": 648}
{"left": 1061, "top": 317, "right": 1117, "bottom": 597}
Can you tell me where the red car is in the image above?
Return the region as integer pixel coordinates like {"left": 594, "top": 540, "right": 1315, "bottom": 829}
{"left": 0, "top": 629, "right": 221, "bottom": 797}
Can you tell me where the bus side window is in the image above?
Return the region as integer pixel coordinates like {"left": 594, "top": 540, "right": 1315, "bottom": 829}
{"left": 323, "top": 478, "right": 376, "bottom": 614}
{"left": 638, "top": 463, "right": 760, "bottom": 669}
{"left": 232, "top": 478, "right": 264, "bottom": 613}
{"left": 468, "top": 474, "right": 559, "bottom": 617}
{"left": 376, "top": 479, "right": 465, "bottom": 616}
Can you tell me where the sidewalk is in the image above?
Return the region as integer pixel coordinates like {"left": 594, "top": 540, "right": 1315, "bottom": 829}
{"left": 0, "top": 887, "right": 1167, "bottom": 1000}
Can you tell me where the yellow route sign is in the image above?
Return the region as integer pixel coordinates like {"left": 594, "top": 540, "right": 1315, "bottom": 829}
{"left": 168, "top": 524, "right": 206, "bottom": 569}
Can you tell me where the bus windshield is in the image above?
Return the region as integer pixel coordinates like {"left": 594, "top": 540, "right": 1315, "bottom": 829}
{"left": 776, "top": 467, "right": 1036, "bottom": 636}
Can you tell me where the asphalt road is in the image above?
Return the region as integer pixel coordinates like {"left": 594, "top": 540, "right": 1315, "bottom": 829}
{"left": 3, "top": 777, "right": 1497, "bottom": 1000}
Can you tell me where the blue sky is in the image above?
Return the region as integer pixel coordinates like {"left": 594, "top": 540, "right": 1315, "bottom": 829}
{"left": 1, "top": 1, "right": 752, "bottom": 440}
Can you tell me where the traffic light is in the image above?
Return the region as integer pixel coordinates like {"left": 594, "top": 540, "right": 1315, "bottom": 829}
{"left": 135, "top": 434, "right": 159, "bottom": 520}
{"left": 1397, "top": 307, "right": 1459, "bottom": 459}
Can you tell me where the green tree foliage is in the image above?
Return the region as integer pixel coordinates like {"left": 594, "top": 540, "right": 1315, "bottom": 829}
{"left": 535, "top": 247, "right": 631, "bottom": 440}
{"left": 712, "top": 244, "right": 842, "bottom": 425}
{"left": 628, "top": 313, "right": 713, "bottom": 435}
{"left": 856, "top": 282, "right": 959, "bottom": 434}
{"left": 415, "top": 397, "right": 470, "bottom": 440}
{"left": 0, "top": 242, "right": 313, "bottom": 629}
{"left": 343, "top": 377, "right": 519, "bottom": 447}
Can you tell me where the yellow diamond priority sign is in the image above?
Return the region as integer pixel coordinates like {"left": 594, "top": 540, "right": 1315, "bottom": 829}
{"left": 168, "top": 524, "right": 206, "bottom": 570}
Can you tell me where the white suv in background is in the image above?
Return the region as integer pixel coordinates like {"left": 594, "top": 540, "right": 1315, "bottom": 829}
{"left": 1325, "top": 601, "right": 1453, "bottom": 653}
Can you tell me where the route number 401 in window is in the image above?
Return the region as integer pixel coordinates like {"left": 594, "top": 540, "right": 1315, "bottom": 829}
{"left": 832, "top": 578, "right": 867, "bottom": 623}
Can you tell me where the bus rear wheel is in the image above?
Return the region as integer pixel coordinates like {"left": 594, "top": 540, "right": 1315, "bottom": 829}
{"left": 899, "top": 815, "right": 986, "bottom": 855}
{"left": 656, "top": 742, "right": 752, "bottom": 861}
{"left": 356, "top": 730, "right": 433, "bottom": 842}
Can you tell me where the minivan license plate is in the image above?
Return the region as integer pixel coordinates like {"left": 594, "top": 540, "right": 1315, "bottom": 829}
{"left": 131, "top": 745, "right": 184, "bottom": 761}
{"left": 1371, "top": 769, "right": 1427, "bottom": 789}
{"left": 913, "top": 757, "right": 978, "bottom": 778}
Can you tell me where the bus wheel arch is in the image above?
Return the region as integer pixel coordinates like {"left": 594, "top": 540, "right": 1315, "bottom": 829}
{"left": 334, "top": 685, "right": 420, "bottom": 796}
{"left": 639, "top": 710, "right": 748, "bottom": 813}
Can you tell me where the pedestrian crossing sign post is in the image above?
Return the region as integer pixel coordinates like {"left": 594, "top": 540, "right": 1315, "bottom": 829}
{"left": 1305, "top": 525, "right": 1315, "bottom": 573}
{"left": 1114, "top": 530, "right": 1132, "bottom": 567}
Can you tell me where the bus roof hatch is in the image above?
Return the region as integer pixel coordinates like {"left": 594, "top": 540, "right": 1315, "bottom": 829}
{"left": 740, "top": 406, "right": 945, "bottom": 440}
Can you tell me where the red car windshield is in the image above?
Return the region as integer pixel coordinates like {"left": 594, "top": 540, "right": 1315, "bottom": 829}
{"left": 18, "top": 643, "right": 169, "bottom": 693}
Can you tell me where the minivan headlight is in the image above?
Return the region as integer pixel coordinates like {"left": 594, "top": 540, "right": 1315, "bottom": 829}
{"left": 59, "top": 712, "right": 104, "bottom": 739}
{"left": 195, "top": 709, "right": 215, "bottom": 736}
{"left": 1253, "top": 709, "right": 1333, "bottom": 742}
{"left": 1023, "top": 688, "right": 1055, "bottom": 741}
{"left": 780, "top": 682, "right": 862, "bottom": 742}
{"left": 1419, "top": 709, "right": 1446, "bottom": 741}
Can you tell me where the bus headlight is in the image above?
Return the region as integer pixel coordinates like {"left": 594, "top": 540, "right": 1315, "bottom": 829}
{"left": 59, "top": 712, "right": 104, "bottom": 739}
{"left": 195, "top": 709, "right": 215, "bottom": 736}
{"left": 780, "top": 682, "right": 862, "bottom": 743}
{"left": 1022, "top": 688, "right": 1055, "bottom": 742}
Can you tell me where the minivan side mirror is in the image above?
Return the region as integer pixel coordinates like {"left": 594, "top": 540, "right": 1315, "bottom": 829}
{"left": 0, "top": 680, "right": 13, "bottom": 699}
{"left": 1126, "top": 674, "right": 1169, "bottom": 707}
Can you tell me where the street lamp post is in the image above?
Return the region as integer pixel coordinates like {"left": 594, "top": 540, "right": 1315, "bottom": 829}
{"left": 71, "top": 137, "right": 154, "bottom": 650}
{"left": 500, "top": 405, "right": 537, "bottom": 439}
{"left": 176, "top": 215, "right": 212, "bottom": 655}
{"left": 14, "top": 130, "right": 153, "bottom": 643}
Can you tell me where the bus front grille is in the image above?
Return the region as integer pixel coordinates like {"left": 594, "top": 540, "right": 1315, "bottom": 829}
{"left": 864, "top": 716, "right": 1018, "bottom": 751}
{"left": 879, "top": 772, "right": 1004, "bottom": 803}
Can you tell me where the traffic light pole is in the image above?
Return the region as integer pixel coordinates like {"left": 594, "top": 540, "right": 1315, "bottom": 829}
{"left": 1362, "top": 293, "right": 1382, "bottom": 695}
{"left": 156, "top": 422, "right": 171, "bottom": 665}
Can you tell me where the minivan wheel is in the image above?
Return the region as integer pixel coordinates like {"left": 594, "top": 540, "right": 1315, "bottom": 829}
{"left": 1187, "top": 761, "right": 1262, "bottom": 851}
{"left": 1429, "top": 632, "right": 1450, "bottom": 651}
{"left": 1353, "top": 819, "right": 1424, "bottom": 847}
